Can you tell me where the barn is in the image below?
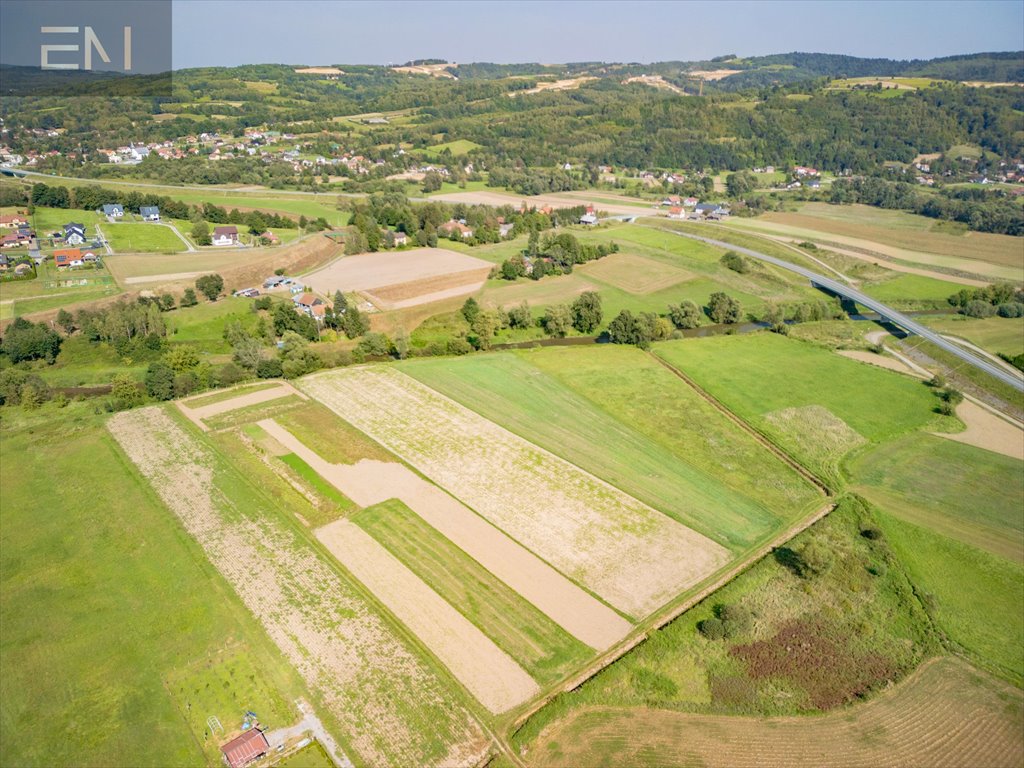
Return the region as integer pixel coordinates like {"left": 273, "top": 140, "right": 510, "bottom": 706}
{"left": 220, "top": 729, "right": 269, "bottom": 768}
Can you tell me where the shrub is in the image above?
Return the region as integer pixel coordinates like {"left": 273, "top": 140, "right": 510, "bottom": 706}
{"left": 720, "top": 250, "right": 749, "bottom": 274}
{"left": 256, "top": 358, "right": 283, "bottom": 378}
{"left": 962, "top": 299, "right": 995, "bottom": 318}
{"left": 218, "top": 362, "right": 247, "bottom": 387}
{"left": 699, "top": 617, "right": 726, "bottom": 640}
{"left": 996, "top": 302, "right": 1024, "bottom": 318}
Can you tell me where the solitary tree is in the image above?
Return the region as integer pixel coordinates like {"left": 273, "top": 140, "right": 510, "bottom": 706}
{"left": 190, "top": 219, "right": 211, "bottom": 246}
{"left": 195, "top": 274, "right": 225, "bottom": 302}
{"left": 542, "top": 304, "right": 572, "bottom": 337}
{"left": 571, "top": 291, "right": 603, "bottom": 334}
{"left": 461, "top": 297, "right": 481, "bottom": 325}
{"left": 668, "top": 301, "right": 702, "bottom": 329}
{"left": 707, "top": 292, "right": 742, "bottom": 324}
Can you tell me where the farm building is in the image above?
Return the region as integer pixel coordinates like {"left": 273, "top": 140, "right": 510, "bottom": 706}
{"left": 1, "top": 231, "right": 31, "bottom": 248}
{"left": 391, "top": 231, "right": 408, "bottom": 246}
{"left": 294, "top": 292, "right": 325, "bottom": 317}
{"left": 260, "top": 230, "right": 279, "bottom": 243}
{"left": 0, "top": 213, "right": 28, "bottom": 228}
{"left": 220, "top": 729, "right": 269, "bottom": 768}
{"left": 667, "top": 206, "right": 685, "bottom": 219}
{"left": 140, "top": 206, "right": 160, "bottom": 221}
{"left": 212, "top": 225, "right": 239, "bottom": 246}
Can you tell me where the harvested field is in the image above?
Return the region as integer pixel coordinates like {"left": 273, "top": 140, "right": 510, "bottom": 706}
{"left": 258, "top": 419, "right": 630, "bottom": 650}
{"left": 367, "top": 269, "right": 489, "bottom": 303}
{"left": 623, "top": 75, "right": 685, "bottom": 94}
{"left": 316, "top": 519, "right": 540, "bottom": 714}
{"left": 351, "top": 499, "right": 593, "bottom": 685}
{"left": 392, "top": 63, "right": 455, "bottom": 78}
{"left": 429, "top": 190, "right": 654, "bottom": 217}
{"left": 107, "top": 408, "right": 488, "bottom": 768}
{"left": 302, "top": 248, "right": 491, "bottom": 307}
{"left": 300, "top": 367, "right": 732, "bottom": 618}
{"left": 837, "top": 349, "right": 918, "bottom": 376}
{"left": 935, "top": 400, "right": 1024, "bottom": 460}
{"left": 525, "top": 657, "right": 1023, "bottom": 768}
{"left": 577, "top": 253, "right": 694, "bottom": 294}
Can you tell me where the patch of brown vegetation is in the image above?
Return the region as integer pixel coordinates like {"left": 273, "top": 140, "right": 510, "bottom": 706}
{"left": 730, "top": 617, "right": 897, "bottom": 710}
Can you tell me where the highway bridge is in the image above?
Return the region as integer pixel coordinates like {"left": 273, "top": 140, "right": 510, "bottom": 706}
{"left": 650, "top": 226, "right": 1024, "bottom": 393}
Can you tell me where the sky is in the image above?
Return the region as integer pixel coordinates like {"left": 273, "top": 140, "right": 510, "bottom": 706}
{"left": 171, "top": 0, "right": 1024, "bottom": 69}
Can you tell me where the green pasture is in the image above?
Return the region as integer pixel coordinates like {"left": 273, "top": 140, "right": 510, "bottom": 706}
{"left": 104, "top": 221, "right": 188, "bottom": 253}
{"left": 166, "top": 296, "right": 260, "bottom": 353}
{"left": 654, "top": 333, "right": 951, "bottom": 483}
{"left": 850, "top": 433, "right": 1024, "bottom": 563}
{"left": 918, "top": 315, "right": 1024, "bottom": 359}
{"left": 399, "top": 345, "right": 820, "bottom": 551}
{"left": 0, "top": 405, "right": 307, "bottom": 767}
{"left": 859, "top": 274, "right": 966, "bottom": 307}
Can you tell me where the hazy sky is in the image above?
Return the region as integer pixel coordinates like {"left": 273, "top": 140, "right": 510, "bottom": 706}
{"left": 171, "top": 0, "right": 1024, "bottom": 69}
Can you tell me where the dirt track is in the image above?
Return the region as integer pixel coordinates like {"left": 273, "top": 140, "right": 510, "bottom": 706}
{"left": 935, "top": 400, "right": 1024, "bottom": 460}
{"left": 837, "top": 349, "right": 918, "bottom": 376}
{"left": 258, "top": 419, "right": 631, "bottom": 650}
{"left": 317, "top": 519, "right": 540, "bottom": 714}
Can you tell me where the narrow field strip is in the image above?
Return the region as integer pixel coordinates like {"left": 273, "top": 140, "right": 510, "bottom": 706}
{"left": 258, "top": 418, "right": 631, "bottom": 650}
{"left": 107, "top": 407, "right": 488, "bottom": 768}
{"left": 178, "top": 382, "right": 306, "bottom": 430}
{"left": 351, "top": 500, "right": 593, "bottom": 686}
{"left": 317, "top": 519, "right": 541, "bottom": 714}
{"left": 299, "top": 368, "right": 732, "bottom": 618}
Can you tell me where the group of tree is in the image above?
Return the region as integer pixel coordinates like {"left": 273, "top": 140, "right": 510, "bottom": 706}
{"left": 830, "top": 177, "right": 1024, "bottom": 235}
{"left": 497, "top": 232, "right": 619, "bottom": 281}
{"left": 947, "top": 282, "right": 1024, "bottom": 318}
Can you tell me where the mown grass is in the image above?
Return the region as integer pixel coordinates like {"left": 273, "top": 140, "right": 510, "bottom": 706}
{"left": 877, "top": 510, "right": 1024, "bottom": 685}
{"left": 277, "top": 741, "right": 336, "bottom": 768}
{"left": 859, "top": 273, "right": 966, "bottom": 307}
{"left": 165, "top": 648, "right": 297, "bottom": 762}
{"left": 202, "top": 395, "right": 303, "bottom": 430}
{"left": 511, "top": 496, "right": 938, "bottom": 752}
{"left": 352, "top": 499, "right": 592, "bottom": 684}
{"left": 850, "top": 433, "right": 1023, "bottom": 563}
{"left": 167, "top": 297, "right": 259, "bottom": 353}
{"left": 104, "top": 222, "right": 188, "bottom": 253}
{"left": 277, "top": 452, "right": 356, "bottom": 525}
{"left": 0, "top": 404, "right": 307, "bottom": 767}
{"left": 654, "top": 333, "right": 951, "bottom": 484}
{"left": 918, "top": 315, "right": 1024, "bottom": 359}
{"left": 400, "top": 346, "right": 820, "bottom": 551}
{"left": 275, "top": 401, "right": 394, "bottom": 464}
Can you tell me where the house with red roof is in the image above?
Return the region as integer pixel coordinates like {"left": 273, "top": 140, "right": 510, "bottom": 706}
{"left": 220, "top": 729, "right": 269, "bottom": 768}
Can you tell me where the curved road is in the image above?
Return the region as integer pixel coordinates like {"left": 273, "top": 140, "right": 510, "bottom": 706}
{"left": 649, "top": 225, "right": 1024, "bottom": 392}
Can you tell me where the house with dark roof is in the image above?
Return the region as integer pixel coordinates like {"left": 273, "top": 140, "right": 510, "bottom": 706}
{"left": 212, "top": 225, "right": 239, "bottom": 246}
{"left": 140, "top": 206, "right": 160, "bottom": 221}
{"left": 64, "top": 223, "right": 86, "bottom": 245}
{"left": 102, "top": 204, "right": 124, "bottom": 219}
{"left": 220, "top": 729, "right": 269, "bottom": 768}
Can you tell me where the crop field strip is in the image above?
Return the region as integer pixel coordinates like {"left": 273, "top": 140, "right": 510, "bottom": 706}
{"left": 258, "top": 418, "right": 631, "bottom": 650}
{"left": 525, "top": 657, "right": 1023, "bottom": 768}
{"left": 107, "top": 407, "right": 489, "bottom": 768}
{"left": 177, "top": 382, "right": 307, "bottom": 431}
{"left": 299, "top": 367, "right": 732, "bottom": 619}
{"left": 316, "top": 519, "right": 540, "bottom": 713}
{"left": 350, "top": 500, "right": 594, "bottom": 686}
{"left": 401, "top": 348, "right": 822, "bottom": 551}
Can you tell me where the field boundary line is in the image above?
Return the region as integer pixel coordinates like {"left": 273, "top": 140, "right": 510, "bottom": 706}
{"left": 646, "top": 350, "right": 833, "bottom": 496}
{"left": 506, "top": 499, "right": 837, "bottom": 741}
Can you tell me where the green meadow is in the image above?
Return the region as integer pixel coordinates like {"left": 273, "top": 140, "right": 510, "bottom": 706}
{"left": 0, "top": 405, "right": 308, "bottom": 767}
{"left": 400, "top": 345, "right": 821, "bottom": 551}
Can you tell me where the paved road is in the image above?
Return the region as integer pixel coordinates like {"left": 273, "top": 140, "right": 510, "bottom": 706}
{"left": 648, "top": 224, "right": 1024, "bottom": 392}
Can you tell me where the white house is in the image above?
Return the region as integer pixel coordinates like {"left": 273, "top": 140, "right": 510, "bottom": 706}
{"left": 102, "top": 204, "right": 124, "bottom": 219}
{"left": 212, "top": 225, "right": 239, "bottom": 246}
{"left": 140, "top": 206, "right": 160, "bottom": 221}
